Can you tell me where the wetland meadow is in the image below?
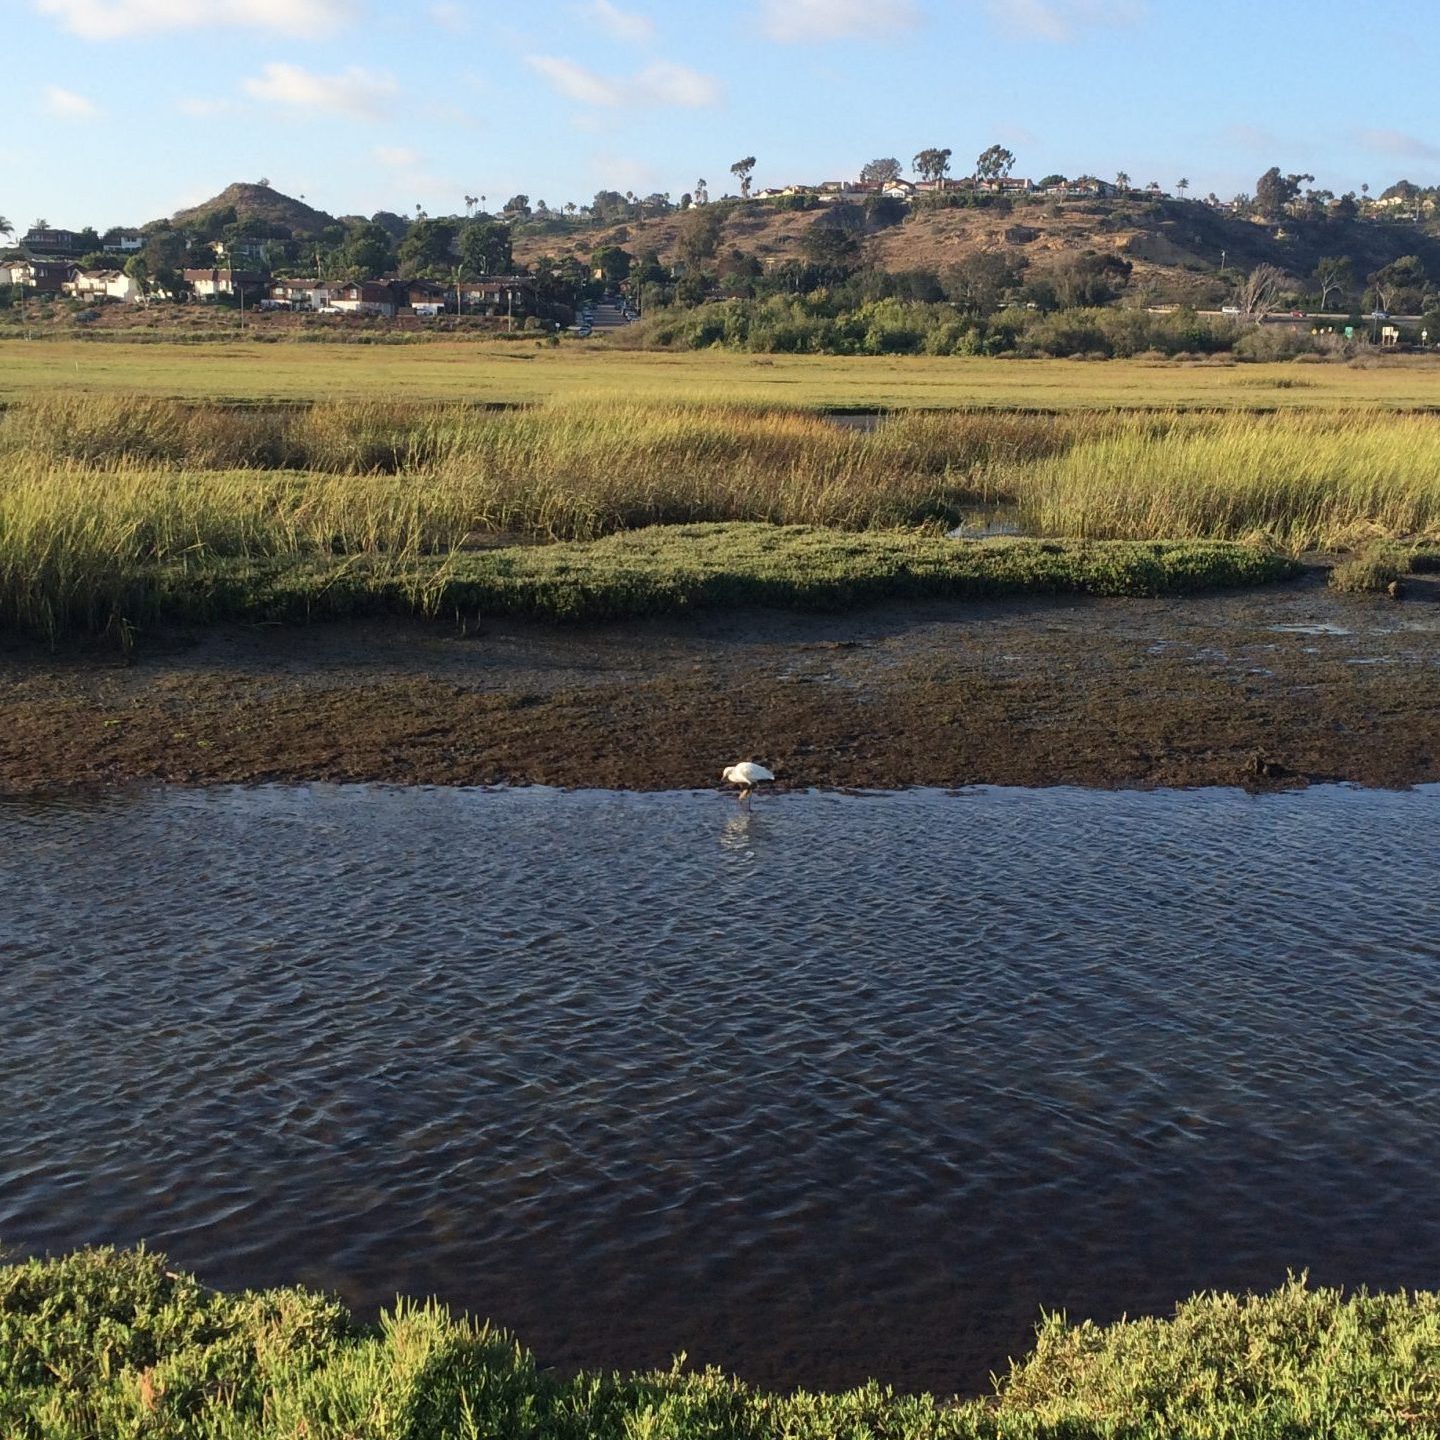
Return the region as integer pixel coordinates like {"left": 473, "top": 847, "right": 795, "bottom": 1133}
{"left": 5, "top": 341, "right": 1440, "bottom": 1437}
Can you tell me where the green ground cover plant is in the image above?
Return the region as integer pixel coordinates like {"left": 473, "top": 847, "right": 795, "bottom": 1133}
{"left": 1, "top": 520, "right": 1295, "bottom": 641}
{"left": 3, "top": 1247, "right": 1437, "bottom": 1439}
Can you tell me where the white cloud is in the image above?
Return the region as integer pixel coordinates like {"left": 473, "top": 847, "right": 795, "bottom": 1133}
{"left": 44, "top": 84, "right": 98, "bottom": 118}
{"left": 633, "top": 61, "right": 720, "bottom": 106}
{"left": 526, "top": 54, "right": 719, "bottom": 107}
{"left": 427, "top": 1, "right": 468, "bottom": 31}
{"left": 374, "top": 144, "right": 422, "bottom": 168}
{"left": 243, "top": 62, "right": 397, "bottom": 119}
{"left": 526, "top": 55, "right": 624, "bottom": 106}
{"left": 759, "top": 0, "right": 918, "bottom": 43}
{"left": 1356, "top": 128, "right": 1440, "bottom": 163}
{"left": 985, "top": 0, "right": 1145, "bottom": 41}
{"left": 579, "top": 0, "right": 654, "bottom": 42}
{"left": 36, "top": 0, "right": 354, "bottom": 40}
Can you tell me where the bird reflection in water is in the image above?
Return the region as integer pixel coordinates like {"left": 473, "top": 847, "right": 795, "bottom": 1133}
{"left": 720, "top": 806, "right": 768, "bottom": 856}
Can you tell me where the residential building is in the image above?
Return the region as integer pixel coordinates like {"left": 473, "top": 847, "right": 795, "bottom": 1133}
{"left": 64, "top": 268, "right": 143, "bottom": 303}
{"left": 7, "top": 259, "right": 75, "bottom": 292}
{"left": 22, "top": 228, "right": 80, "bottom": 256}
{"left": 184, "top": 268, "right": 266, "bottom": 300}
{"left": 102, "top": 229, "right": 144, "bottom": 253}
{"left": 268, "top": 278, "right": 331, "bottom": 309}
{"left": 326, "top": 281, "right": 399, "bottom": 317}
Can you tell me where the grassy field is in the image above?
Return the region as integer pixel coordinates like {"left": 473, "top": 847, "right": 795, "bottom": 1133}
{"left": 7, "top": 337, "right": 1440, "bottom": 409}
{"left": 4, "top": 1247, "right": 1438, "bottom": 1438}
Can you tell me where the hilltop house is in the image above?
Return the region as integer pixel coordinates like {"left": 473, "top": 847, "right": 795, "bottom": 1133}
{"left": 22, "top": 228, "right": 80, "bottom": 256}
{"left": 102, "top": 228, "right": 144, "bottom": 253}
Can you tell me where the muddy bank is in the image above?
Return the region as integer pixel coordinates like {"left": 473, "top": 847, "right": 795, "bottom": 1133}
{"left": 3, "top": 570, "right": 1438, "bottom": 795}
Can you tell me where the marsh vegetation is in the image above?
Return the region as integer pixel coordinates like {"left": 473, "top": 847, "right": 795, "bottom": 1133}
{"left": 4, "top": 1248, "right": 1437, "bottom": 1438}
{"left": 4, "top": 391, "right": 1437, "bottom": 640}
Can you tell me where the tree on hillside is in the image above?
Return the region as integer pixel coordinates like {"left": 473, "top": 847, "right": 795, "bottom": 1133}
{"left": 974, "top": 144, "right": 1016, "bottom": 181}
{"left": 370, "top": 211, "right": 410, "bottom": 242}
{"left": 1176, "top": 177, "right": 1190, "bottom": 197}
{"left": 1050, "top": 252, "right": 1132, "bottom": 308}
{"left": 591, "top": 245, "right": 633, "bottom": 284}
{"left": 860, "top": 157, "right": 902, "bottom": 185}
{"left": 1312, "top": 256, "right": 1354, "bottom": 311}
{"left": 694, "top": 178, "right": 709, "bottom": 204}
{"left": 458, "top": 219, "right": 512, "bottom": 276}
{"left": 343, "top": 223, "right": 397, "bottom": 279}
{"left": 800, "top": 220, "right": 862, "bottom": 274}
{"left": 677, "top": 204, "right": 724, "bottom": 270}
{"left": 1369, "top": 255, "right": 1429, "bottom": 314}
{"left": 398, "top": 218, "right": 457, "bottom": 277}
{"left": 1114, "top": 172, "right": 1130, "bottom": 191}
{"left": 913, "top": 148, "right": 952, "bottom": 183}
{"left": 1236, "top": 263, "right": 1287, "bottom": 318}
{"left": 0, "top": 216, "right": 12, "bottom": 242}
{"left": 730, "top": 157, "right": 757, "bottom": 198}
{"left": 502, "top": 194, "right": 531, "bottom": 217}
{"left": 1038, "top": 174, "right": 1067, "bottom": 188}
{"left": 592, "top": 190, "right": 631, "bottom": 223}
{"left": 1381, "top": 179, "right": 1420, "bottom": 202}
{"left": 1254, "top": 167, "right": 1313, "bottom": 221}
{"left": 944, "top": 252, "right": 1026, "bottom": 314}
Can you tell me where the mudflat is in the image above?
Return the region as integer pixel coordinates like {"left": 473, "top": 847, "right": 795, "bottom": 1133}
{"left": 3, "top": 569, "right": 1437, "bottom": 796}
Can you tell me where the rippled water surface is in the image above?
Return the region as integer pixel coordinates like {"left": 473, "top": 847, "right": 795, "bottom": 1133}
{"left": 4, "top": 784, "right": 1439, "bottom": 1394}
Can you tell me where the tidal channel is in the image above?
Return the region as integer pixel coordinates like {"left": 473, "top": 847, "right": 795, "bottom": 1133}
{"left": 3, "top": 783, "right": 1437, "bottom": 1394}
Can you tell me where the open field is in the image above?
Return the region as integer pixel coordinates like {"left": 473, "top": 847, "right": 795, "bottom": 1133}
{"left": 4, "top": 1247, "right": 1438, "bottom": 1438}
{"left": 7, "top": 338, "right": 1440, "bottom": 409}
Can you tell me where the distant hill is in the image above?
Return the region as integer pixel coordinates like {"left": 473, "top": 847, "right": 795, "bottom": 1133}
{"left": 171, "top": 183, "right": 337, "bottom": 238}
{"left": 512, "top": 196, "right": 1440, "bottom": 307}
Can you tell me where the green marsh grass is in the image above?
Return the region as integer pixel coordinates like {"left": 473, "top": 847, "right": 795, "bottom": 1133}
{"left": 8, "top": 396, "right": 1435, "bottom": 641}
{"left": 4, "top": 1247, "right": 1439, "bottom": 1438}
{"left": 998, "top": 411, "right": 1440, "bottom": 552}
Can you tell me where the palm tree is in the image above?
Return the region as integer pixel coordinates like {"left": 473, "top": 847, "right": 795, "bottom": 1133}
{"left": 0, "top": 216, "right": 12, "bottom": 243}
{"left": 1177, "top": 177, "right": 1190, "bottom": 197}
{"left": 1115, "top": 171, "right": 1131, "bottom": 192}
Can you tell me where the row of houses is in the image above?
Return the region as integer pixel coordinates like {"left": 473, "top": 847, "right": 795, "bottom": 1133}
{"left": 263, "top": 273, "right": 537, "bottom": 316}
{"left": 2, "top": 258, "right": 538, "bottom": 318}
{"left": 751, "top": 176, "right": 1124, "bottom": 204}
{"left": 17, "top": 226, "right": 144, "bottom": 256}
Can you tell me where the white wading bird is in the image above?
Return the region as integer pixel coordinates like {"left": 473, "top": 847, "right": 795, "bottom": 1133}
{"left": 721, "top": 760, "right": 775, "bottom": 801}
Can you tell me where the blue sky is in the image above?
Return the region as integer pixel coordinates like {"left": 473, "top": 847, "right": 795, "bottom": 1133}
{"left": 11, "top": 0, "right": 1440, "bottom": 231}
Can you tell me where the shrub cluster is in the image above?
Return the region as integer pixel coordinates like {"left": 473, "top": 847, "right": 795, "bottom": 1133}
{"left": 632, "top": 298, "right": 1242, "bottom": 358}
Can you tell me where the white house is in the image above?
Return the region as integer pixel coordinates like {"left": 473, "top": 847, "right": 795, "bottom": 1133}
{"left": 65, "top": 268, "right": 142, "bottom": 303}
{"left": 102, "top": 229, "right": 144, "bottom": 254}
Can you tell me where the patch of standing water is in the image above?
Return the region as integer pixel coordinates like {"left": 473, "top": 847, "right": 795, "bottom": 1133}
{"left": 3, "top": 783, "right": 1439, "bottom": 1397}
{"left": 947, "top": 506, "right": 1027, "bottom": 539}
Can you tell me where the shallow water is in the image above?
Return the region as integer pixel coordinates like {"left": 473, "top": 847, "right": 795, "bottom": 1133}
{"left": 4, "top": 784, "right": 1439, "bottom": 1395}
